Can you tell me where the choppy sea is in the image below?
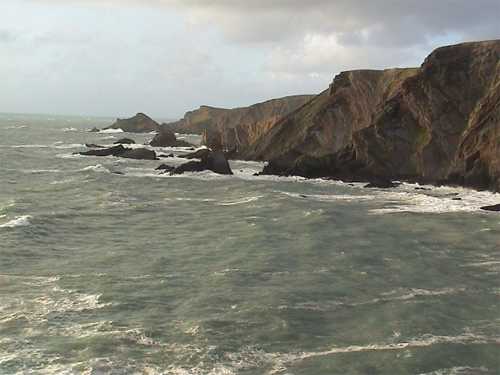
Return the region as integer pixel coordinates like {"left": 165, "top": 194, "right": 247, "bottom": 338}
{"left": 0, "top": 113, "right": 499, "bottom": 374}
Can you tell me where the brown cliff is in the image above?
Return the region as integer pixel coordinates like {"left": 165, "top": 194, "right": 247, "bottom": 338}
{"left": 247, "top": 40, "right": 500, "bottom": 192}
{"left": 164, "top": 95, "right": 314, "bottom": 152}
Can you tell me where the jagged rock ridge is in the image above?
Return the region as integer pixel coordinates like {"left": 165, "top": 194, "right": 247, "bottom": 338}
{"left": 164, "top": 95, "right": 314, "bottom": 152}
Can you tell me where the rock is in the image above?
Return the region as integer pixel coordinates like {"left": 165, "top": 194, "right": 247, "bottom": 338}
{"left": 155, "top": 164, "right": 175, "bottom": 172}
{"left": 114, "top": 138, "right": 135, "bottom": 145}
{"left": 88, "top": 127, "right": 100, "bottom": 132}
{"left": 149, "top": 128, "right": 192, "bottom": 147}
{"left": 120, "top": 148, "right": 157, "bottom": 160}
{"left": 85, "top": 143, "right": 105, "bottom": 148}
{"left": 480, "top": 204, "right": 500, "bottom": 212}
{"left": 158, "top": 153, "right": 174, "bottom": 158}
{"left": 415, "top": 187, "right": 432, "bottom": 191}
{"left": 112, "top": 171, "right": 125, "bottom": 175}
{"left": 79, "top": 145, "right": 157, "bottom": 160}
{"left": 452, "top": 197, "right": 462, "bottom": 201}
{"left": 172, "top": 150, "right": 233, "bottom": 175}
{"left": 79, "top": 145, "right": 126, "bottom": 157}
{"left": 104, "top": 113, "right": 160, "bottom": 133}
{"left": 179, "top": 148, "right": 211, "bottom": 160}
{"left": 364, "top": 179, "right": 401, "bottom": 189}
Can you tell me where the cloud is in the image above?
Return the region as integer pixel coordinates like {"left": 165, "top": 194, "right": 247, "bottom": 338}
{"left": 0, "top": 29, "right": 17, "bottom": 43}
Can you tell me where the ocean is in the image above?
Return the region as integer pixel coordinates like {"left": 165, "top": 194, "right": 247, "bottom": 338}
{"left": 0, "top": 113, "right": 499, "bottom": 375}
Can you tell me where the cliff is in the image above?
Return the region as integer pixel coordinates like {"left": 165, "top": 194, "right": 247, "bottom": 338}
{"left": 164, "top": 95, "right": 314, "bottom": 152}
{"left": 247, "top": 40, "right": 500, "bottom": 192}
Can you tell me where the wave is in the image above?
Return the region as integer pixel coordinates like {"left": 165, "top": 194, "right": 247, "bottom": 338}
{"left": 217, "top": 196, "right": 263, "bottom": 206}
{"left": 0, "top": 215, "right": 32, "bottom": 228}
{"left": 62, "top": 127, "right": 78, "bottom": 132}
{"left": 80, "top": 164, "right": 110, "bottom": 173}
{"left": 370, "top": 185, "right": 500, "bottom": 214}
{"left": 418, "top": 366, "right": 490, "bottom": 375}
{"left": 278, "top": 191, "right": 374, "bottom": 202}
{"left": 99, "top": 128, "right": 124, "bottom": 134}
{"left": 4, "top": 125, "right": 28, "bottom": 130}
{"left": 265, "top": 333, "right": 500, "bottom": 372}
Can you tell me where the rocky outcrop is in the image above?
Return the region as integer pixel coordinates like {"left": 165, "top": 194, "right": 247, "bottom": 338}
{"left": 149, "top": 128, "right": 192, "bottom": 147}
{"left": 171, "top": 150, "right": 233, "bottom": 175}
{"left": 114, "top": 138, "right": 135, "bottom": 145}
{"left": 79, "top": 145, "right": 126, "bottom": 157}
{"left": 249, "top": 40, "right": 500, "bottom": 192}
{"left": 104, "top": 113, "right": 161, "bottom": 133}
{"left": 79, "top": 145, "right": 157, "bottom": 160}
{"left": 481, "top": 204, "right": 500, "bottom": 212}
{"left": 120, "top": 148, "right": 157, "bottom": 160}
{"left": 165, "top": 95, "right": 313, "bottom": 155}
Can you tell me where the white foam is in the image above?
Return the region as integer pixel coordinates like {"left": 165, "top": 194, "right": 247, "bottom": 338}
{"left": 0, "top": 215, "right": 32, "bottom": 228}
{"left": 418, "top": 367, "right": 490, "bottom": 375}
{"left": 80, "top": 164, "right": 110, "bottom": 173}
{"left": 62, "top": 127, "right": 78, "bottom": 132}
{"left": 99, "top": 128, "right": 124, "bottom": 134}
{"left": 370, "top": 185, "right": 500, "bottom": 214}
{"left": 217, "top": 196, "right": 263, "bottom": 206}
{"left": 52, "top": 143, "right": 85, "bottom": 149}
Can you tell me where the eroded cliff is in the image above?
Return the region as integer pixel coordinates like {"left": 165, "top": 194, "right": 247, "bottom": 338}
{"left": 248, "top": 40, "right": 500, "bottom": 191}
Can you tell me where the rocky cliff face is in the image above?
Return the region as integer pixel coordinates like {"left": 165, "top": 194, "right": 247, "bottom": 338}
{"left": 165, "top": 95, "right": 314, "bottom": 152}
{"left": 106, "top": 113, "right": 161, "bottom": 133}
{"left": 248, "top": 40, "right": 500, "bottom": 192}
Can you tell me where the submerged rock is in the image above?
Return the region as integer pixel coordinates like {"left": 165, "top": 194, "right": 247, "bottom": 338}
{"left": 155, "top": 164, "right": 175, "bottom": 172}
{"left": 480, "top": 204, "right": 500, "bottom": 212}
{"left": 85, "top": 143, "right": 105, "bottom": 148}
{"left": 88, "top": 127, "right": 100, "bottom": 133}
{"left": 114, "top": 138, "right": 135, "bottom": 145}
{"left": 364, "top": 179, "right": 401, "bottom": 189}
{"left": 158, "top": 153, "right": 175, "bottom": 158}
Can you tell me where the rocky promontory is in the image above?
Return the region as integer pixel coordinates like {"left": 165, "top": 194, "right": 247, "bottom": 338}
{"left": 104, "top": 113, "right": 161, "bottom": 133}
{"left": 164, "top": 95, "right": 314, "bottom": 154}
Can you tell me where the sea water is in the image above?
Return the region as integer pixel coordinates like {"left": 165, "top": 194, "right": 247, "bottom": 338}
{"left": 0, "top": 113, "right": 499, "bottom": 374}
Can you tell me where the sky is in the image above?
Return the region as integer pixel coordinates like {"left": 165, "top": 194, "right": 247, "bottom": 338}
{"left": 1, "top": 0, "right": 500, "bottom": 118}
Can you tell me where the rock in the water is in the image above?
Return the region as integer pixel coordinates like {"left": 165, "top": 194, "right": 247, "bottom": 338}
{"left": 150, "top": 128, "right": 193, "bottom": 147}
{"left": 480, "top": 204, "right": 500, "bottom": 212}
{"left": 155, "top": 164, "right": 175, "bottom": 172}
{"left": 114, "top": 138, "right": 135, "bottom": 145}
{"left": 88, "top": 127, "right": 100, "bottom": 132}
{"left": 179, "top": 148, "right": 211, "bottom": 160}
{"left": 172, "top": 150, "right": 233, "bottom": 175}
{"left": 158, "top": 153, "right": 175, "bottom": 158}
{"left": 79, "top": 145, "right": 156, "bottom": 160}
{"left": 79, "top": 145, "right": 126, "bottom": 157}
{"left": 120, "top": 148, "right": 157, "bottom": 160}
{"left": 364, "top": 179, "right": 400, "bottom": 189}
{"left": 85, "top": 143, "right": 105, "bottom": 148}
{"left": 104, "top": 113, "right": 160, "bottom": 133}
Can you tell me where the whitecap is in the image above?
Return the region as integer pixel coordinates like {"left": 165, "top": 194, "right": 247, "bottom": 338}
{"left": 217, "top": 196, "right": 263, "bottom": 206}
{"left": 99, "top": 128, "right": 124, "bottom": 134}
{"left": 62, "top": 127, "right": 78, "bottom": 132}
{"left": 0, "top": 215, "right": 32, "bottom": 228}
{"left": 80, "top": 164, "right": 110, "bottom": 173}
{"left": 52, "top": 143, "right": 85, "bottom": 149}
{"left": 417, "top": 366, "right": 490, "bottom": 375}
